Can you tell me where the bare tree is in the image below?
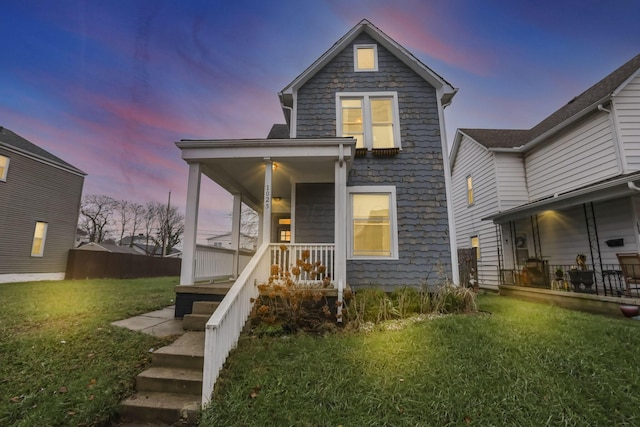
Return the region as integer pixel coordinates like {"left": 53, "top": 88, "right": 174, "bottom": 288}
{"left": 79, "top": 194, "right": 117, "bottom": 243}
{"left": 115, "top": 199, "right": 130, "bottom": 245}
{"left": 127, "top": 203, "right": 145, "bottom": 246}
{"left": 142, "top": 201, "right": 160, "bottom": 255}
{"left": 153, "top": 203, "right": 185, "bottom": 256}
{"left": 241, "top": 204, "right": 259, "bottom": 245}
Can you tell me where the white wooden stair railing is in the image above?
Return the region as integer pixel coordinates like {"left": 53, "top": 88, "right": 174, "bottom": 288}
{"left": 201, "top": 243, "right": 270, "bottom": 405}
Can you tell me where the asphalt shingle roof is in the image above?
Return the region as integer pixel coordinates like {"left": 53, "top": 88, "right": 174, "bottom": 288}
{"left": 0, "top": 126, "right": 85, "bottom": 175}
{"left": 463, "top": 53, "right": 640, "bottom": 149}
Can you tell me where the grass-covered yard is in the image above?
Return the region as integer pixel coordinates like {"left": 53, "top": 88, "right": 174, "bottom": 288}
{"left": 3, "top": 279, "right": 640, "bottom": 426}
{"left": 202, "top": 294, "right": 640, "bottom": 426}
{"left": 0, "top": 277, "right": 177, "bottom": 427}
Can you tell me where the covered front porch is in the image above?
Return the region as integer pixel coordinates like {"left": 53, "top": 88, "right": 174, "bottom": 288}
{"left": 489, "top": 172, "right": 640, "bottom": 307}
{"left": 175, "top": 137, "right": 354, "bottom": 404}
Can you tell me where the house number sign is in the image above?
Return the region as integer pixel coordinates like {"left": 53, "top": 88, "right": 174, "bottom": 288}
{"left": 265, "top": 184, "right": 270, "bottom": 210}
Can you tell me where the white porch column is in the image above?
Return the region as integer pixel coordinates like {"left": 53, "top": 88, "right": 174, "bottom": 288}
{"left": 180, "top": 162, "right": 201, "bottom": 286}
{"left": 334, "top": 158, "right": 347, "bottom": 291}
{"left": 230, "top": 193, "right": 242, "bottom": 278}
{"left": 262, "top": 158, "right": 273, "bottom": 246}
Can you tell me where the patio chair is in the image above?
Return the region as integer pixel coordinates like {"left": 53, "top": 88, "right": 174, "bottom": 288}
{"left": 615, "top": 253, "right": 640, "bottom": 296}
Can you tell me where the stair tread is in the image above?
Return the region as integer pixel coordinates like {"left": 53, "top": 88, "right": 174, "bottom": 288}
{"left": 138, "top": 366, "right": 202, "bottom": 382}
{"left": 121, "top": 391, "right": 200, "bottom": 410}
{"left": 154, "top": 331, "right": 204, "bottom": 357}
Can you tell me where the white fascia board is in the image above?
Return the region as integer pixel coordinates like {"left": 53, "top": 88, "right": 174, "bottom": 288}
{"left": 177, "top": 139, "right": 355, "bottom": 160}
{"left": 612, "top": 67, "right": 640, "bottom": 97}
{"left": 484, "top": 173, "right": 640, "bottom": 223}
{"left": 520, "top": 96, "right": 611, "bottom": 152}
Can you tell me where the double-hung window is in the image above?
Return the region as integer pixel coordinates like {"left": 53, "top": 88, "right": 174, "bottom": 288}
{"left": 31, "top": 221, "right": 48, "bottom": 257}
{"left": 347, "top": 186, "right": 398, "bottom": 259}
{"left": 337, "top": 92, "right": 400, "bottom": 150}
{"left": 0, "top": 154, "right": 9, "bottom": 181}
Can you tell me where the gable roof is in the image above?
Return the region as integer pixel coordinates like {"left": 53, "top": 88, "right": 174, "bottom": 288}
{"left": 278, "top": 19, "right": 457, "bottom": 124}
{"left": 0, "top": 126, "right": 86, "bottom": 175}
{"left": 451, "top": 53, "right": 640, "bottom": 168}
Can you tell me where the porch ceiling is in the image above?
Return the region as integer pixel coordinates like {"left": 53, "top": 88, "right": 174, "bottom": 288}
{"left": 485, "top": 172, "right": 640, "bottom": 223}
{"left": 176, "top": 138, "right": 355, "bottom": 212}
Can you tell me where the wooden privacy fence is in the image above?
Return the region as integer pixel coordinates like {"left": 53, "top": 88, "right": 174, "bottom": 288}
{"left": 65, "top": 249, "right": 181, "bottom": 279}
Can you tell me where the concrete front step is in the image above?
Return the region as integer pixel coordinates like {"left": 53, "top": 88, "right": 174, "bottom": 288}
{"left": 182, "top": 314, "right": 210, "bottom": 331}
{"left": 192, "top": 300, "right": 220, "bottom": 315}
{"left": 136, "top": 366, "right": 202, "bottom": 395}
{"left": 152, "top": 331, "right": 204, "bottom": 370}
{"left": 120, "top": 392, "right": 199, "bottom": 425}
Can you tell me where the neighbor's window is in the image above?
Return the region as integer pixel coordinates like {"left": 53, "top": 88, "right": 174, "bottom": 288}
{"left": 280, "top": 230, "right": 291, "bottom": 242}
{"left": 0, "top": 155, "right": 9, "bottom": 181}
{"left": 348, "top": 186, "right": 398, "bottom": 259}
{"left": 31, "top": 221, "right": 48, "bottom": 257}
{"left": 337, "top": 92, "right": 400, "bottom": 150}
{"left": 354, "top": 44, "right": 378, "bottom": 71}
{"left": 471, "top": 235, "right": 480, "bottom": 259}
{"left": 466, "top": 176, "right": 474, "bottom": 205}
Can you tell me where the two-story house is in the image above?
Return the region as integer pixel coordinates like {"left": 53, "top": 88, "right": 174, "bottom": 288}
{"left": 450, "top": 53, "right": 640, "bottom": 296}
{"left": 174, "top": 19, "right": 458, "bottom": 403}
{"left": 0, "top": 126, "right": 85, "bottom": 284}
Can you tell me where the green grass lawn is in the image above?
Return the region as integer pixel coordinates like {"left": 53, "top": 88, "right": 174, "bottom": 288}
{"left": 0, "top": 277, "right": 177, "bottom": 427}
{"left": 201, "top": 294, "right": 640, "bottom": 426}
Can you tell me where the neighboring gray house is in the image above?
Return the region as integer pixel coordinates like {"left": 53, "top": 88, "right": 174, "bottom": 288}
{"left": 0, "top": 126, "right": 85, "bottom": 284}
{"left": 450, "top": 53, "right": 640, "bottom": 291}
{"left": 77, "top": 242, "right": 141, "bottom": 255}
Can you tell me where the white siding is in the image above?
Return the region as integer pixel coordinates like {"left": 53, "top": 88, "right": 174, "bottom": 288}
{"left": 451, "top": 136, "right": 500, "bottom": 287}
{"left": 525, "top": 111, "right": 618, "bottom": 200}
{"left": 494, "top": 153, "right": 528, "bottom": 211}
{"left": 614, "top": 73, "right": 640, "bottom": 170}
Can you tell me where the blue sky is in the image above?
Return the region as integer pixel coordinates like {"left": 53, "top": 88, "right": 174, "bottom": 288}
{"left": 1, "top": 0, "right": 639, "bottom": 238}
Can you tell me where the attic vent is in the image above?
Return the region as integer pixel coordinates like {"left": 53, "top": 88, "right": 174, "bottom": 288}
{"left": 567, "top": 96, "right": 578, "bottom": 104}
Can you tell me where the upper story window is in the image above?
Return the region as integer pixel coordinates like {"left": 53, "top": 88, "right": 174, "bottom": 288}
{"left": 348, "top": 186, "right": 398, "bottom": 259}
{"left": 354, "top": 44, "right": 378, "bottom": 71}
{"left": 0, "top": 154, "right": 9, "bottom": 181}
{"left": 337, "top": 92, "right": 401, "bottom": 150}
{"left": 466, "top": 176, "right": 474, "bottom": 205}
{"left": 31, "top": 221, "right": 48, "bottom": 257}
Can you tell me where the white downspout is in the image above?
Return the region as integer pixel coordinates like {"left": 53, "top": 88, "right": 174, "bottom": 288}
{"left": 437, "top": 91, "right": 460, "bottom": 284}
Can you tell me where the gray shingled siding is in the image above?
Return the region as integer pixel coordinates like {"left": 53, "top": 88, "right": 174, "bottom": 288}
{"left": 294, "top": 183, "right": 334, "bottom": 243}
{"left": 0, "top": 147, "right": 84, "bottom": 275}
{"left": 296, "top": 33, "right": 452, "bottom": 288}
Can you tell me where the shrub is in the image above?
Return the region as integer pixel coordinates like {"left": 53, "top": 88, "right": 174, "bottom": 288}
{"left": 343, "top": 283, "right": 477, "bottom": 329}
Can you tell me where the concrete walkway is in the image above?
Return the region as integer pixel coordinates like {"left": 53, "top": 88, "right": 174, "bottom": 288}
{"left": 111, "top": 306, "right": 185, "bottom": 337}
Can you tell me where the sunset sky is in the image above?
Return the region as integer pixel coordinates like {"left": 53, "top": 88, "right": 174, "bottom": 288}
{"left": 2, "top": 0, "right": 639, "bottom": 240}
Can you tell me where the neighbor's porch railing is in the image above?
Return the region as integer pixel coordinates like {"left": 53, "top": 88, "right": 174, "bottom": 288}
{"left": 194, "top": 245, "right": 254, "bottom": 282}
{"left": 201, "top": 243, "right": 270, "bottom": 405}
{"left": 499, "top": 262, "right": 636, "bottom": 298}
{"left": 269, "top": 243, "right": 335, "bottom": 286}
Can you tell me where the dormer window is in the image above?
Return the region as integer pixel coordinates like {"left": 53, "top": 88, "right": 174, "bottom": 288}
{"left": 354, "top": 44, "right": 378, "bottom": 72}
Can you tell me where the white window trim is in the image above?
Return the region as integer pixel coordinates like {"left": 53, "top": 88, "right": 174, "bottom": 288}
{"left": 353, "top": 44, "right": 378, "bottom": 72}
{"left": 336, "top": 92, "right": 402, "bottom": 150}
{"left": 347, "top": 185, "right": 399, "bottom": 260}
{"left": 0, "top": 155, "right": 9, "bottom": 181}
{"left": 31, "top": 221, "right": 48, "bottom": 257}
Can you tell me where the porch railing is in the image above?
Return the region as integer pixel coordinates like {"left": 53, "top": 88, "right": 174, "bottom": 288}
{"left": 194, "top": 245, "right": 255, "bottom": 282}
{"left": 499, "top": 263, "right": 638, "bottom": 298}
{"left": 201, "top": 243, "right": 270, "bottom": 405}
{"left": 269, "top": 243, "right": 335, "bottom": 286}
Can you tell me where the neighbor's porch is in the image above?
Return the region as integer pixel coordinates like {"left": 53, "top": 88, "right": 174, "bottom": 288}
{"left": 487, "top": 176, "right": 640, "bottom": 312}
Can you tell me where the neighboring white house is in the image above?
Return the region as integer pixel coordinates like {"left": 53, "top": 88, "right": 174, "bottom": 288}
{"left": 451, "top": 53, "right": 640, "bottom": 292}
{"left": 206, "top": 232, "right": 257, "bottom": 251}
